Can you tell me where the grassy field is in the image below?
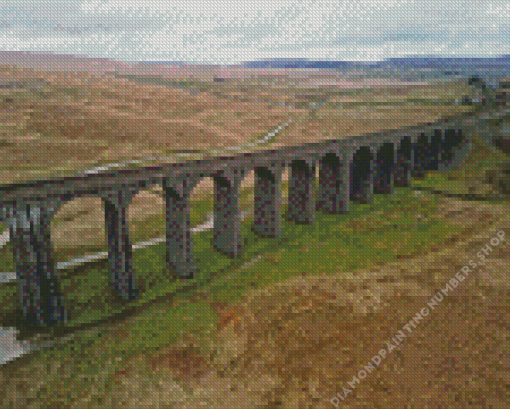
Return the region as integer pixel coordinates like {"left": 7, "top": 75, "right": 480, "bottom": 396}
{"left": 0, "top": 64, "right": 480, "bottom": 184}
{"left": 0, "top": 123, "right": 508, "bottom": 407}
{"left": 0, "top": 65, "right": 297, "bottom": 183}
{"left": 263, "top": 81, "right": 480, "bottom": 149}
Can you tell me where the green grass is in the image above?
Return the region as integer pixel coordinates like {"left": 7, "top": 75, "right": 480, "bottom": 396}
{"left": 206, "top": 188, "right": 461, "bottom": 305}
{"left": 26, "top": 295, "right": 218, "bottom": 407}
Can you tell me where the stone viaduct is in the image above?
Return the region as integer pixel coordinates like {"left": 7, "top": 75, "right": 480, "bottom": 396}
{"left": 0, "top": 106, "right": 506, "bottom": 326}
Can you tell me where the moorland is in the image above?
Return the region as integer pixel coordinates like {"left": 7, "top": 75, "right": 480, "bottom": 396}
{"left": 0, "top": 59, "right": 508, "bottom": 408}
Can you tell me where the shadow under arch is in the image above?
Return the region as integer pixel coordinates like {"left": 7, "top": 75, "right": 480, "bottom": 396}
{"left": 374, "top": 142, "right": 396, "bottom": 195}
{"left": 350, "top": 146, "right": 374, "bottom": 204}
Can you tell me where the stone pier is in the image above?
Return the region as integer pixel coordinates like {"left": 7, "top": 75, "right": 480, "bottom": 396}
{"left": 164, "top": 177, "right": 201, "bottom": 279}
{"left": 394, "top": 136, "right": 413, "bottom": 187}
{"left": 213, "top": 170, "right": 245, "bottom": 257}
{"left": 4, "top": 200, "right": 67, "bottom": 326}
{"left": 287, "top": 159, "right": 317, "bottom": 224}
{"left": 101, "top": 190, "right": 139, "bottom": 300}
{"left": 427, "top": 130, "right": 442, "bottom": 171}
{"left": 253, "top": 165, "right": 284, "bottom": 238}
{"left": 412, "top": 133, "right": 430, "bottom": 178}
{"left": 316, "top": 152, "right": 351, "bottom": 214}
{"left": 440, "top": 129, "right": 465, "bottom": 169}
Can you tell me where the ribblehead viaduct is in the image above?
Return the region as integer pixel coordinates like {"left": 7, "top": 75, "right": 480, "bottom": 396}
{"left": 0, "top": 105, "right": 507, "bottom": 327}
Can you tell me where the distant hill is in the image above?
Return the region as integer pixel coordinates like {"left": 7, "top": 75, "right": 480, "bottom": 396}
{"left": 239, "top": 56, "right": 510, "bottom": 69}
{"left": 1, "top": 50, "right": 509, "bottom": 88}
{"left": 238, "top": 56, "right": 510, "bottom": 87}
{"left": 239, "top": 59, "right": 374, "bottom": 69}
{"left": 138, "top": 61, "right": 187, "bottom": 66}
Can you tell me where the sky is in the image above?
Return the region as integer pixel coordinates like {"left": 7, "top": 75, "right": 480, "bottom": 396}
{"left": 0, "top": 0, "right": 509, "bottom": 65}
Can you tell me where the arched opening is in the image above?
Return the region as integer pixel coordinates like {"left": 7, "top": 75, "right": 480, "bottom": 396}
{"left": 186, "top": 177, "right": 215, "bottom": 231}
{"left": 374, "top": 143, "right": 395, "bottom": 195}
{"left": 51, "top": 195, "right": 107, "bottom": 262}
{"left": 239, "top": 169, "right": 256, "bottom": 223}
{"left": 127, "top": 185, "right": 167, "bottom": 248}
{"left": 280, "top": 166, "right": 291, "bottom": 209}
{"left": 350, "top": 146, "right": 373, "bottom": 204}
{"left": 113, "top": 183, "right": 167, "bottom": 296}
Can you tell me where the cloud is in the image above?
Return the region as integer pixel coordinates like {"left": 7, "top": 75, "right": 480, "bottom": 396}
{"left": 0, "top": 0, "right": 508, "bottom": 63}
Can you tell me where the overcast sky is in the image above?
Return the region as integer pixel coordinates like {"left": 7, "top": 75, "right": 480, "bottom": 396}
{"left": 1, "top": 0, "right": 508, "bottom": 64}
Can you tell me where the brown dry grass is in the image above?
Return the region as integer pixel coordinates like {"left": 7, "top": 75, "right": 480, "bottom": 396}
{"left": 275, "top": 107, "right": 474, "bottom": 149}
{"left": 0, "top": 65, "right": 477, "bottom": 184}
{"left": 74, "top": 200, "right": 509, "bottom": 409}
{"left": 0, "top": 65, "right": 294, "bottom": 183}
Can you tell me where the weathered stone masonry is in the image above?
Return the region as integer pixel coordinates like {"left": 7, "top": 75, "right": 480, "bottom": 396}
{"left": 1, "top": 108, "right": 501, "bottom": 326}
